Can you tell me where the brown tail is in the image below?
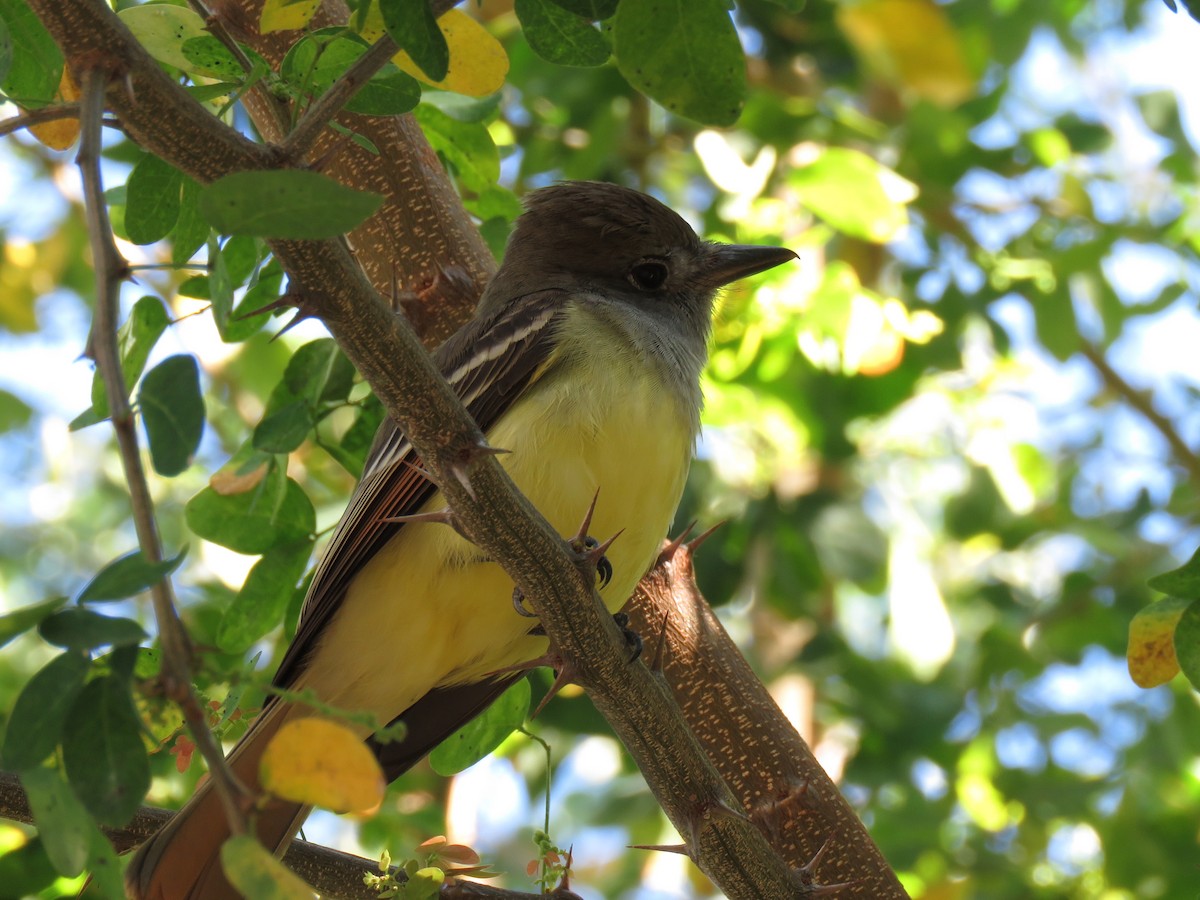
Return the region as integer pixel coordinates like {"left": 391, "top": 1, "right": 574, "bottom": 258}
{"left": 124, "top": 703, "right": 306, "bottom": 900}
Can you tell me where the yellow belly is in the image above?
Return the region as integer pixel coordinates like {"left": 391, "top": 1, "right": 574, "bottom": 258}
{"left": 297, "top": 362, "right": 692, "bottom": 728}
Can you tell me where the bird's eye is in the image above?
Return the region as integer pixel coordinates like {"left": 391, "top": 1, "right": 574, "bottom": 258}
{"left": 628, "top": 259, "right": 670, "bottom": 291}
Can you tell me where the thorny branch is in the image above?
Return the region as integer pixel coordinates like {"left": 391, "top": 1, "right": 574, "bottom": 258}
{"left": 74, "top": 66, "right": 249, "bottom": 839}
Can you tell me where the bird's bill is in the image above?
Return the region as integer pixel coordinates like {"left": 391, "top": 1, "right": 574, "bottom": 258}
{"left": 702, "top": 243, "right": 798, "bottom": 288}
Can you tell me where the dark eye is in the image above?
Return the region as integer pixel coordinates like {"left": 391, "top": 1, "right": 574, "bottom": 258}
{"left": 628, "top": 259, "right": 669, "bottom": 291}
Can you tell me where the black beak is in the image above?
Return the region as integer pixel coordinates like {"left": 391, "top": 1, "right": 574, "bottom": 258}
{"left": 702, "top": 243, "right": 797, "bottom": 289}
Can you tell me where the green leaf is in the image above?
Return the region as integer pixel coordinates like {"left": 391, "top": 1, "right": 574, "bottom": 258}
{"left": 181, "top": 34, "right": 246, "bottom": 81}
{"left": 516, "top": 0, "right": 610, "bottom": 67}
{"left": 254, "top": 401, "right": 313, "bottom": 454}
{"left": 613, "top": 0, "right": 745, "bottom": 126}
{"left": 220, "top": 834, "right": 322, "bottom": 899}
{"left": 19, "top": 767, "right": 92, "bottom": 877}
{"left": 379, "top": 0, "right": 449, "bottom": 81}
{"left": 414, "top": 105, "right": 499, "bottom": 192}
{"left": 1149, "top": 546, "right": 1200, "bottom": 597}
{"left": 62, "top": 675, "right": 151, "bottom": 826}
{"left": 0, "top": 12, "right": 12, "bottom": 88}
{"left": 85, "top": 825, "right": 125, "bottom": 900}
{"left": 90, "top": 295, "right": 172, "bottom": 420}
{"left": 0, "top": 386, "right": 32, "bottom": 432}
{"left": 225, "top": 260, "right": 284, "bottom": 343}
{"left": 39, "top": 609, "right": 147, "bottom": 652}
{"left": 217, "top": 541, "right": 312, "bottom": 653}
{"left": 282, "top": 338, "right": 356, "bottom": 404}
{"left": 548, "top": 0, "right": 619, "bottom": 19}
{"left": 125, "top": 154, "right": 184, "bottom": 245}
{"left": 788, "top": 147, "right": 912, "bottom": 242}
{"left": 420, "top": 89, "right": 502, "bottom": 122}
{"left": 77, "top": 547, "right": 187, "bottom": 603}
{"left": 2, "top": 652, "right": 90, "bottom": 770}
{"left": 172, "top": 176, "right": 211, "bottom": 266}
{"left": 186, "top": 475, "right": 315, "bottom": 555}
{"left": 281, "top": 32, "right": 420, "bottom": 117}
{"left": 1174, "top": 597, "right": 1200, "bottom": 690}
{"left": 199, "top": 170, "right": 383, "bottom": 239}
{"left": 429, "top": 678, "right": 530, "bottom": 775}
{"left": 0, "top": 596, "right": 66, "bottom": 649}
{"left": 117, "top": 4, "right": 208, "bottom": 73}
{"left": 138, "top": 354, "right": 206, "bottom": 477}
{"left": 0, "top": 0, "right": 63, "bottom": 107}
{"left": 0, "top": 836, "right": 58, "bottom": 896}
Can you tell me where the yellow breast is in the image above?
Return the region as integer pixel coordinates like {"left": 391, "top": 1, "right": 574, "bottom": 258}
{"left": 299, "top": 326, "right": 694, "bottom": 728}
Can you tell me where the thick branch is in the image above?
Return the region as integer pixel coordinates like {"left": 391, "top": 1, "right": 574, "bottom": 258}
{"left": 0, "top": 773, "right": 570, "bottom": 900}
{"left": 628, "top": 540, "right": 908, "bottom": 897}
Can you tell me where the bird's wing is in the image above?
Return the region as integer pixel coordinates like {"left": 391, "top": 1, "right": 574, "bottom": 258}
{"left": 271, "top": 290, "right": 568, "bottom": 690}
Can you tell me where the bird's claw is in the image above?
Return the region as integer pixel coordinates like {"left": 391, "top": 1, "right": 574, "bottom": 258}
{"left": 613, "top": 611, "right": 643, "bottom": 663}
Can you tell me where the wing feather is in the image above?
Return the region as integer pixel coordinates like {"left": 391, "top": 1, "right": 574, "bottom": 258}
{"left": 271, "top": 291, "right": 568, "bottom": 688}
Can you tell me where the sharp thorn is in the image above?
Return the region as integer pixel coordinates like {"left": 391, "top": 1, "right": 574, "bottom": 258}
{"left": 805, "top": 881, "right": 857, "bottom": 897}
{"left": 269, "top": 309, "right": 314, "bottom": 342}
{"left": 649, "top": 612, "right": 670, "bottom": 672}
{"left": 449, "top": 462, "right": 476, "bottom": 500}
{"left": 573, "top": 488, "right": 601, "bottom": 543}
{"left": 799, "top": 837, "right": 832, "bottom": 877}
{"left": 530, "top": 663, "right": 575, "bottom": 720}
{"left": 628, "top": 843, "right": 691, "bottom": 857}
{"left": 659, "top": 521, "right": 697, "bottom": 564}
{"left": 588, "top": 528, "right": 623, "bottom": 562}
{"left": 686, "top": 520, "right": 726, "bottom": 554}
{"left": 378, "top": 509, "right": 455, "bottom": 527}
{"left": 401, "top": 459, "right": 435, "bottom": 483}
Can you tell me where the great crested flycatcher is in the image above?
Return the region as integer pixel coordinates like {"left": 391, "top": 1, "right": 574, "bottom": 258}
{"left": 126, "top": 181, "right": 796, "bottom": 899}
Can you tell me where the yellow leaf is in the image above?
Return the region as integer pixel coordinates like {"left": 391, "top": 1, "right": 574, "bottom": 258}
{"left": 838, "top": 0, "right": 975, "bottom": 108}
{"left": 220, "top": 835, "right": 317, "bottom": 899}
{"left": 28, "top": 69, "right": 80, "bottom": 151}
{"left": 260, "top": 717, "right": 384, "bottom": 813}
{"left": 358, "top": 8, "right": 508, "bottom": 97}
{"left": 1128, "top": 596, "right": 1189, "bottom": 688}
{"left": 260, "top": 0, "right": 323, "bottom": 34}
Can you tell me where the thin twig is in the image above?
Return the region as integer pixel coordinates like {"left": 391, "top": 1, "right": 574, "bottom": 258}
{"left": 75, "top": 67, "right": 249, "bottom": 837}
{"left": 0, "top": 103, "right": 80, "bottom": 139}
{"left": 1080, "top": 341, "right": 1200, "bottom": 484}
{"left": 186, "top": 0, "right": 291, "bottom": 139}
{"left": 280, "top": 0, "right": 462, "bottom": 160}
{"left": 280, "top": 33, "right": 399, "bottom": 160}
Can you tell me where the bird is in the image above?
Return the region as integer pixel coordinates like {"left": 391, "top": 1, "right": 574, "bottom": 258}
{"left": 125, "top": 180, "right": 796, "bottom": 898}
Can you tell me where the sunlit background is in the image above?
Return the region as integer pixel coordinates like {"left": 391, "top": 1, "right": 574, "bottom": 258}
{"left": 2, "top": 0, "right": 1200, "bottom": 897}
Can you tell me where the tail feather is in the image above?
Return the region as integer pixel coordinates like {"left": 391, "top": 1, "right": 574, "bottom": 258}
{"left": 125, "top": 703, "right": 305, "bottom": 900}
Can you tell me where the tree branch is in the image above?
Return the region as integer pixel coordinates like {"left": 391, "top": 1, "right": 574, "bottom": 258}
{"left": 0, "top": 104, "right": 79, "bottom": 139}
{"left": 74, "top": 64, "right": 248, "bottom": 839}
{"left": 0, "top": 772, "right": 574, "bottom": 900}
{"left": 1080, "top": 341, "right": 1200, "bottom": 484}
{"left": 27, "top": 1, "right": 900, "bottom": 896}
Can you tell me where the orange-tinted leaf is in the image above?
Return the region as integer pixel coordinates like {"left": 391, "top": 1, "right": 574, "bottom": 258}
{"left": 28, "top": 69, "right": 79, "bottom": 150}
{"left": 358, "top": 8, "right": 508, "bottom": 96}
{"left": 210, "top": 460, "right": 269, "bottom": 496}
{"left": 259, "top": 717, "right": 384, "bottom": 813}
{"left": 1128, "top": 595, "right": 1190, "bottom": 688}
{"left": 437, "top": 843, "right": 481, "bottom": 866}
{"left": 838, "top": 0, "right": 975, "bottom": 108}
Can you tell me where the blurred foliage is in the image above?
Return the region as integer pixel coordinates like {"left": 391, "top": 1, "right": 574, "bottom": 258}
{"left": 2, "top": 0, "right": 1200, "bottom": 897}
